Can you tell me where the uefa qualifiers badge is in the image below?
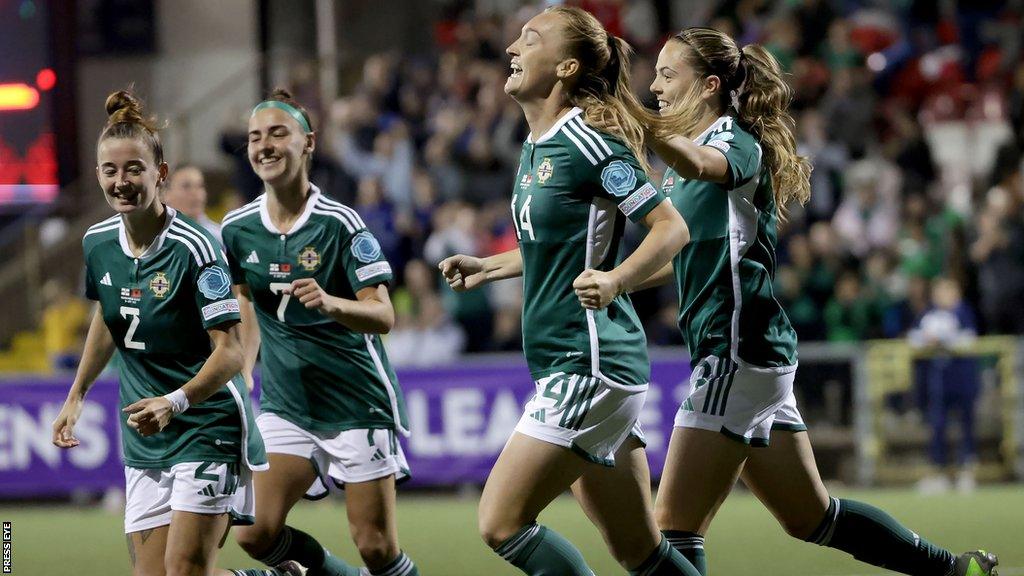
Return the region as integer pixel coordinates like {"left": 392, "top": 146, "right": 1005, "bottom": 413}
{"left": 351, "top": 232, "right": 382, "bottom": 264}
{"left": 198, "top": 266, "right": 232, "bottom": 300}
{"left": 600, "top": 160, "right": 637, "bottom": 198}
{"left": 149, "top": 272, "right": 171, "bottom": 298}
{"left": 299, "top": 246, "right": 321, "bottom": 271}
{"left": 537, "top": 157, "right": 554, "bottom": 185}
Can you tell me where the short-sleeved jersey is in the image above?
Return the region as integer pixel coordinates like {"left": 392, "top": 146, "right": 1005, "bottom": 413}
{"left": 82, "top": 207, "right": 267, "bottom": 471}
{"left": 513, "top": 107, "right": 666, "bottom": 388}
{"left": 662, "top": 116, "right": 798, "bottom": 368}
{"left": 221, "top": 185, "right": 408, "bottom": 434}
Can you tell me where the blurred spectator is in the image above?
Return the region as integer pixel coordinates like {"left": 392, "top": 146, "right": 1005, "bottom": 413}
{"left": 163, "top": 165, "right": 220, "bottom": 241}
{"left": 824, "top": 271, "right": 871, "bottom": 342}
{"left": 389, "top": 259, "right": 465, "bottom": 366}
{"left": 832, "top": 158, "right": 900, "bottom": 258}
{"left": 41, "top": 278, "right": 89, "bottom": 371}
{"left": 908, "top": 277, "right": 980, "bottom": 494}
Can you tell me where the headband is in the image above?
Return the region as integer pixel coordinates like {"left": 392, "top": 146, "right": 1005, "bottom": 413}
{"left": 251, "top": 100, "right": 312, "bottom": 133}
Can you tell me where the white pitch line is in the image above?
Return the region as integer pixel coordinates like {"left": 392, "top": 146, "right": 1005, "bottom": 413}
{"left": 823, "top": 565, "right": 1024, "bottom": 569}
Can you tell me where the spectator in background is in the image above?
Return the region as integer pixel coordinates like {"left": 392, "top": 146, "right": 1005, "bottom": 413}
{"left": 388, "top": 259, "right": 466, "bottom": 366}
{"left": 832, "top": 158, "right": 901, "bottom": 258}
{"left": 41, "top": 278, "right": 89, "bottom": 371}
{"left": 908, "top": 277, "right": 980, "bottom": 494}
{"left": 163, "top": 165, "right": 220, "bottom": 241}
{"left": 970, "top": 159, "right": 1024, "bottom": 334}
{"left": 824, "top": 271, "right": 871, "bottom": 341}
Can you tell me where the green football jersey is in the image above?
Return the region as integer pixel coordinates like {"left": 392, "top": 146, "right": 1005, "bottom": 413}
{"left": 662, "top": 116, "right": 798, "bottom": 368}
{"left": 82, "top": 207, "right": 267, "bottom": 471}
{"left": 221, "top": 185, "right": 409, "bottom": 434}
{"left": 512, "top": 107, "right": 666, "bottom": 388}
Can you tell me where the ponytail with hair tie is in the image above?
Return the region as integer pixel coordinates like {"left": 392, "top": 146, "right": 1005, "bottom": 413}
{"left": 603, "top": 33, "right": 621, "bottom": 96}
{"left": 729, "top": 51, "right": 748, "bottom": 113}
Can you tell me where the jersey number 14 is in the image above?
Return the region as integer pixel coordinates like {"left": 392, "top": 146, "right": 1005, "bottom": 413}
{"left": 511, "top": 193, "right": 535, "bottom": 241}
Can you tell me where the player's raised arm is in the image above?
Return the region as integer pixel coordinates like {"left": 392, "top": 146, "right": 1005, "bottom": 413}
{"left": 647, "top": 133, "right": 730, "bottom": 183}
{"left": 439, "top": 248, "right": 522, "bottom": 292}
{"left": 123, "top": 321, "right": 244, "bottom": 437}
{"left": 52, "top": 305, "right": 116, "bottom": 448}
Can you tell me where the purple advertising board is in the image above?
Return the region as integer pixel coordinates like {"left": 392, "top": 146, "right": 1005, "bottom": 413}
{"left": 0, "top": 354, "right": 691, "bottom": 497}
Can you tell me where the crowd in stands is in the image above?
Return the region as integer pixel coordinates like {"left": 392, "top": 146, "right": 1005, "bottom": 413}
{"left": 38, "top": 0, "right": 1024, "bottom": 368}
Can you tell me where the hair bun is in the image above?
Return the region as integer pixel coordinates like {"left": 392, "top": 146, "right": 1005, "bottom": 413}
{"left": 103, "top": 89, "right": 161, "bottom": 132}
{"left": 270, "top": 87, "right": 294, "bottom": 101}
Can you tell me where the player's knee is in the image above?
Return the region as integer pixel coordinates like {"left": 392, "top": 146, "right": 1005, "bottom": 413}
{"left": 478, "top": 512, "right": 520, "bottom": 550}
{"left": 779, "top": 513, "right": 821, "bottom": 540}
{"left": 604, "top": 535, "right": 652, "bottom": 570}
{"left": 164, "top": 554, "right": 207, "bottom": 576}
{"left": 351, "top": 526, "right": 398, "bottom": 569}
{"left": 234, "top": 523, "right": 280, "bottom": 558}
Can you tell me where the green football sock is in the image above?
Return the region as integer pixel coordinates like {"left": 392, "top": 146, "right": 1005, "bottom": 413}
{"left": 494, "top": 522, "right": 594, "bottom": 575}
{"left": 663, "top": 530, "right": 707, "bottom": 576}
{"left": 368, "top": 551, "right": 419, "bottom": 576}
{"left": 255, "top": 526, "right": 360, "bottom": 576}
{"left": 629, "top": 536, "right": 703, "bottom": 576}
{"left": 806, "top": 498, "right": 955, "bottom": 576}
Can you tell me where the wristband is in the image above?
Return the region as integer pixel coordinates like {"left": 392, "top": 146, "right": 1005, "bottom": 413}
{"left": 162, "top": 388, "right": 190, "bottom": 416}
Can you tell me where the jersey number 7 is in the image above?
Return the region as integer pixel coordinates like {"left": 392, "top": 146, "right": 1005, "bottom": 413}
{"left": 269, "top": 282, "right": 291, "bottom": 322}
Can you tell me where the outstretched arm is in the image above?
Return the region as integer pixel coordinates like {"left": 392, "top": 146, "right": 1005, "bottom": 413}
{"left": 649, "top": 135, "right": 729, "bottom": 183}
{"left": 52, "top": 305, "right": 115, "bottom": 448}
{"left": 439, "top": 248, "right": 523, "bottom": 291}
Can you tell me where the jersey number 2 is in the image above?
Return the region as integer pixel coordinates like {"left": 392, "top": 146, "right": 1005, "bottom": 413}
{"left": 511, "top": 193, "right": 535, "bottom": 241}
{"left": 269, "top": 283, "right": 291, "bottom": 322}
{"left": 120, "top": 306, "right": 145, "bottom": 350}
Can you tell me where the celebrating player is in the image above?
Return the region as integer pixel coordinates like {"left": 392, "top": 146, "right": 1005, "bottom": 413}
{"left": 220, "top": 89, "right": 418, "bottom": 576}
{"left": 52, "top": 90, "right": 267, "bottom": 576}
{"left": 636, "top": 26, "right": 998, "bottom": 576}
{"left": 440, "top": 7, "right": 699, "bottom": 576}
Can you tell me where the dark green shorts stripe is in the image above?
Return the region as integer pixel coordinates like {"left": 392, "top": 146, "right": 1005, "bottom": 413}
{"left": 717, "top": 361, "right": 737, "bottom": 416}
{"left": 559, "top": 376, "right": 584, "bottom": 428}
{"left": 701, "top": 359, "right": 724, "bottom": 413}
{"left": 571, "top": 378, "right": 599, "bottom": 431}
{"left": 771, "top": 422, "right": 808, "bottom": 432}
{"left": 708, "top": 358, "right": 731, "bottom": 415}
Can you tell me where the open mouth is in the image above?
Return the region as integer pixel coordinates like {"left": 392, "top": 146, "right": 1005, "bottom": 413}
{"left": 258, "top": 155, "right": 282, "bottom": 167}
{"left": 112, "top": 187, "right": 141, "bottom": 202}
{"left": 509, "top": 61, "right": 523, "bottom": 78}
{"left": 657, "top": 99, "right": 671, "bottom": 111}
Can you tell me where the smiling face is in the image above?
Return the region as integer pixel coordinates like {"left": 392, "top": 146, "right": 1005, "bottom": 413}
{"left": 504, "top": 11, "right": 571, "bottom": 101}
{"left": 96, "top": 137, "right": 167, "bottom": 215}
{"left": 247, "top": 107, "right": 314, "bottom": 188}
{"left": 650, "top": 39, "right": 703, "bottom": 116}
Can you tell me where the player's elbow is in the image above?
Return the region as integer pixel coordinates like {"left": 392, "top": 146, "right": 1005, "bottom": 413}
{"left": 368, "top": 307, "right": 395, "bottom": 334}
{"left": 660, "top": 209, "right": 690, "bottom": 252}
{"left": 217, "top": 334, "right": 246, "bottom": 375}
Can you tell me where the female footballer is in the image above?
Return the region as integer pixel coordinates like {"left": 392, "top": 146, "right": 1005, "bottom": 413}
{"left": 52, "top": 90, "right": 267, "bottom": 576}
{"left": 440, "top": 7, "right": 699, "bottom": 576}
{"left": 220, "top": 89, "right": 418, "bottom": 576}
{"left": 635, "top": 26, "right": 998, "bottom": 576}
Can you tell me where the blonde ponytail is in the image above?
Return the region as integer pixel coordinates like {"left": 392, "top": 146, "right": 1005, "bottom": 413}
{"left": 736, "top": 44, "right": 811, "bottom": 215}
{"left": 546, "top": 6, "right": 655, "bottom": 173}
